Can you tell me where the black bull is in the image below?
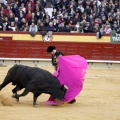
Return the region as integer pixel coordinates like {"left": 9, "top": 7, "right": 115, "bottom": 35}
{"left": 0, "top": 65, "right": 67, "bottom": 106}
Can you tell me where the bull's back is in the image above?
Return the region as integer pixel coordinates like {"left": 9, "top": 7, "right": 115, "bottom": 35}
{"left": 15, "top": 65, "right": 61, "bottom": 87}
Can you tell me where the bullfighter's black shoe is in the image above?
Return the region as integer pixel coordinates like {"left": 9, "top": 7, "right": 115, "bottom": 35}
{"left": 68, "top": 99, "right": 76, "bottom": 104}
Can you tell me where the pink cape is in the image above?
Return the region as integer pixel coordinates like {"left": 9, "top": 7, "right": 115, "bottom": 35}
{"left": 46, "top": 55, "right": 88, "bottom": 105}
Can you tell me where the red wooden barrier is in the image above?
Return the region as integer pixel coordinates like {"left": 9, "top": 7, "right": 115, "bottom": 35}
{"left": 0, "top": 40, "right": 120, "bottom": 60}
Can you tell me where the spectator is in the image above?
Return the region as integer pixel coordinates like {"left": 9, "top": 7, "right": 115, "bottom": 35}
{"left": 83, "top": 22, "right": 92, "bottom": 33}
{"left": 0, "top": 21, "right": 3, "bottom": 30}
{"left": 0, "top": 10, "right": 4, "bottom": 22}
{"left": 9, "top": 21, "right": 16, "bottom": 31}
{"left": 29, "top": 22, "right": 38, "bottom": 37}
{"left": 18, "top": 0, "right": 26, "bottom": 7}
{"left": 47, "top": 22, "right": 54, "bottom": 32}
{"left": 52, "top": 18, "right": 58, "bottom": 32}
{"left": 44, "top": 18, "right": 50, "bottom": 27}
{"left": 43, "top": 11, "right": 50, "bottom": 20}
{"left": 0, "top": 0, "right": 119, "bottom": 34}
{"left": 14, "top": 17, "right": 20, "bottom": 30}
{"left": 74, "top": 21, "right": 80, "bottom": 32}
{"left": 54, "top": 0, "right": 62, "bottom": 11}
{"left": 0, "top": 3, "right": 4, "bottom": 11}
{"left": 68, "top": 19, "right": 75, "bottom": 32}
{"left": 78, "top": 23, "right": 83, "bottom": 33}
{"left": 28, "top": 12, "right": 37, "bottom": 25}
{"left": 26, "top": 0, "right": 35, "bottom": 13}
{"left": 12, "top": 2, "right": 19, "bottom": 17}
{"left": 100, "top": 24, "right": 105, "bottom": 34}
{"left": 25, "top": 10, "right": 31, "bottom": 22}
{"left": 3, "top": 5, "right": 12, "bottom": 16}
{"left": 38, "top": 22, "right": 46, "bottom": 32}
{"left": 20, "top": 2, "right": 26, "bottom": 13}
{"left": 51, "top": 0, "right": 56, "bottom": 8}
{"left": 77, "top": 3, "right": 84, "bottom": 13}
{"left": 35, "top": 11, "right": 43, "bottom": 20}
{"left": 52, "top": 8, "right": 57, "bottom": 18}
{"left": 58, "top": 22, "right": 67, "bottom": 32}
{"left": 18, "top": 9, "right": 25, "bottom": 21}
{"left": 112, "top": 22, "right": 119, "bottom": 32}
{"left": 62, "top": 0, "right": 69, "bottom": 9}
{"left": 40, "top": 0, "right": 46, "bottom": 8}
{"left": 23, "top": 22, "right": 29, "bottom": 31}
{"left": 84, "top": 5, "right": 91, "bottom": 15}
{"left": 108, "top": 15, "right": 114, "bottom": 25}
{"left": 104, "top": 25, "right": 112, "bottom": 34}
{"left": 0, "top": 0, "right": 7, "bottom": 5}
{"left": 8, "top": 12, "right": 15, "bottom": 23}
{"left": 19, "top": 18, "right": 26, "bottom": 31}
{"left": 2, "top": 19, "right": 11, "bottom": 31}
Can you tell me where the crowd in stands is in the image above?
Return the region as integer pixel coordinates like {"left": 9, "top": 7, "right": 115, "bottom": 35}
{"left": 0, "top": 0, "right": 120, "bottom": 35}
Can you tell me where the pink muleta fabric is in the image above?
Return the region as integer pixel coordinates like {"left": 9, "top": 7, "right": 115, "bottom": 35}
{"left": 46, "top": 55, "right": 88, "bottom": 105}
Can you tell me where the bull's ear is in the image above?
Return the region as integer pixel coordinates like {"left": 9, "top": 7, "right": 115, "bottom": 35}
{"left": 61, "top": 85, "right": 68, "bottom": 90}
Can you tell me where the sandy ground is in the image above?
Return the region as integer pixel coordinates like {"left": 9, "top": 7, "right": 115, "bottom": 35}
{"left": 0, "top": 66, "right": 120, "bottom": 120}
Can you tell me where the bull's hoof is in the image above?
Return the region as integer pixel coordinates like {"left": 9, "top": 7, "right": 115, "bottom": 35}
{"left": 12, "top": 94, "right": 15, "bottom": 98}
{"left": 12, "top": 94, "right": 19, "bottom": 102}
{"left": 33, "top": 103, "right": 38, "bottom": 107}
{"left": 16, "top": 98, "right": 19, "bottom": 102}
{"left": 68, "top": 99, "right": 76, "bottom": 104}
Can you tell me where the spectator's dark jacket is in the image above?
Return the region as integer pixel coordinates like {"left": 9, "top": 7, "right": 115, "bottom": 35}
{"left": 38, "top": 25, "right": 47, "bottom": 32}
{"left": 54, "top": 1, "right": 62, "bottom": 10}
{"left": 1, "top": 23, "right": 12, "bottom": 31}
{"left": 35, "top": 13, "right": 43, "bottom": 20}
{"left": 83, "top": 25, "right": 93, "bottom": 33}
{"left": 18, "top": 0, "right": 27, "bottom": 7}
{"left": 58, "top": 26, "right": 67, "bottom": 32}
{"left": 112, "top": 26, "right": 119, "bottom": 32}
{"left": 40, "top": 0, "right": 46, "bottom": 7}
{"left": 52, "top": 12, "right": 57, "bottom": 18}
{"left": 15, "top": 21, "right": 21, "bottom": 30}
{"left": 8, "top": 17, "right": 15, "bottom": 23}
{"left": 44, "top": 22, "right": 49, "bottom": 27}
{"left": 12, "top": 6, "right": 19, "bottom": 17}
{"left": 28, "top": 17, "right": 37, "bottom": 25}
{"left": 47, "top": 26, "right": 54, "bottom": 31}
{"left": 62, "top": 0, "right": 69, "bottom": 8}
{"left": 18, "top": 16, "right": 24, "bottom": 23}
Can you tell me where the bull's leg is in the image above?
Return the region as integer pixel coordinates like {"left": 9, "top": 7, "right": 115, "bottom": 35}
{"left": 12, "top": 85, "right": 23, "bottom": 94}
{"left": 13, "top": 85, "right": 31, "bottom": 99}
{"left": 0, "top": 80, "right": 11, "bottom": 91}
{"left": 33, "top": 93, "right": 41, "bottom": 107}
{"left": 12, "top": 84, "right": 32, "bottom": 102}
{"left": 12, "top": 85, "right": 24, "bottom": 102}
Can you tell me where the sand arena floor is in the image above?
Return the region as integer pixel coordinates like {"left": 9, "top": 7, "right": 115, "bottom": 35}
{"left": 0, "top": 66, "right": 120, "bottom": 120}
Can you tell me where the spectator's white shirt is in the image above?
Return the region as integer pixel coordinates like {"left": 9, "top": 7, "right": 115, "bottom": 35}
{"left": 95, "top": 0, "right": 101, "bottom": 7}
{"left": 75, "top": 24, "right": 80, "bottom": 32}
{"left": 11, "top": 26, "right": 16, "bottom": 31}
{"left": 77, "top": 5, "right": 84, "bottom": 13}
{"left": 22, "top": 7, "right": 26, "bottom": 13}
{"left": 0, "top": 0, "right": 7, "bottom": 4}
{"left": 104, "top": 27, "right": 111, "bottom": 34}
{"left": 29, "top": 25, "right": 38, "bottom": 32}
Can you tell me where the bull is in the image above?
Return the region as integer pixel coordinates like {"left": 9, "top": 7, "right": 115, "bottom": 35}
{"left": 0, "top": 64, "right": 67, "bottom": 106}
